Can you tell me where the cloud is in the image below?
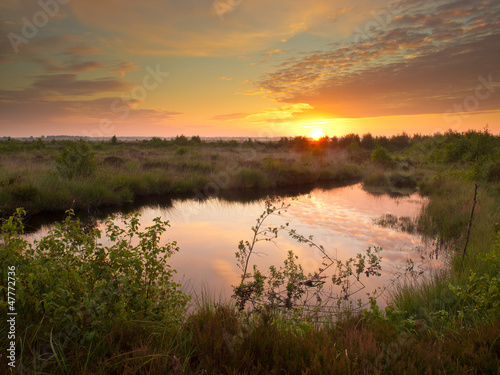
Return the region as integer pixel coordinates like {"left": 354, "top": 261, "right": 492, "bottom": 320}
{"left": 246, "top": 103, "right": 313, "bottom": 122}
{"left": 0, "top": 93, "right": 182, "bottom": 136}
{"left": 211, "top": 113, "right": 249, "bottom": 121}
{"left": 30, "top": 74, "right": 130, "bottom": 96}
{"left": 107, "top": 61, "right": 140, "bottom": 76}
{"left": 67, "top": 0, "right": 374, "bottom": 56}
{"left": 257, "top": 0, "right": 500, "bottom": 117}
{"left": 36, "top": 58, "right": 106, "bottom": 73}
{"left": 211, "top": 104, "right": 313, "bottom": 123}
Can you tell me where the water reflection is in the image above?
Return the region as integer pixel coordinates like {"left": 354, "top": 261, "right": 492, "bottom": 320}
{"left": 26, "top": 183, "right": 445, "bottom": 307}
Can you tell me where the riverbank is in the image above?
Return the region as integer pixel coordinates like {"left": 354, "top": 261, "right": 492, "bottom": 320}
{"left": 0, "top": 133, "right": 434, "bottom": 218}
{"left": 0, "top": 137, "right": 366, "bottom": 217}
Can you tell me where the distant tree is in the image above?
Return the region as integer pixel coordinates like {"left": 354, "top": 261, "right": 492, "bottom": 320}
{"left": 361, "top": 133, "right": 375, "bottom": 149}
{"left": 174, "top": 135, "right": 189, "bottom": 146}
{"left": 32, "top": 138, "right": 46, "bottom": 150}
{"left": 277, "top": 137, "right": 290, "bottom": 148}
{"left": 190, "top": 135, "right": 203, "bottom": 144}
{"left": 346, "top": 141, "right": 360, "bottom": 153}
{"left": 291, "top": 136, "right": 310, "bottom": 152}
{"left": 389, "top": 132, "right": 411, "bottom": 150}
{"left": 111, "top": 135, "right": 118, "bottom": 145}
{"left": 329, "top": 136, "right": 339, "bottom": 148}
{"left": 338, "top": 133, "right": 360, "bottom": 148}
{"left": 316, "top": 135, "right": 329, "bottom": 149}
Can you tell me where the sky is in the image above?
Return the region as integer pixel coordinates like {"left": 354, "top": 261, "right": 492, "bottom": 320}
{"left": 1, "top": 0, "right": 500, "bottom": 138}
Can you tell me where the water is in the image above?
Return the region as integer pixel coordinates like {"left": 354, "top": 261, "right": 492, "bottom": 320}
{"left": 26, "top": 183, "right": 444, "bottom": 308}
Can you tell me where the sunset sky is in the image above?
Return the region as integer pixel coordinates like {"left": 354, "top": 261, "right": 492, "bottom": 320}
{"left": 1, "top": 0, "right": 499, "bottom": 138}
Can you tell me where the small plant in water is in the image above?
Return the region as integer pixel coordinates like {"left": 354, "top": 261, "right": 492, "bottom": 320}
{"left": 232, "top": 199, "right": 383, "bottom": 320}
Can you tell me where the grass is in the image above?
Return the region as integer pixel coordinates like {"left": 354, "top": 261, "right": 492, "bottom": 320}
{"left": 0, "top": 141, "right": 369, "bottom": 217}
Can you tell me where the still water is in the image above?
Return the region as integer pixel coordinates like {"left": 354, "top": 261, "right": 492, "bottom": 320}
{"left": 27, "top": 183, "right": 444, "bottom": 308}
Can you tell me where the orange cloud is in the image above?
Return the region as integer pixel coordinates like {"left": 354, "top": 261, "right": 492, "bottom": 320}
{"left": 68, "top": 0, "right": 365, "bottom": 56}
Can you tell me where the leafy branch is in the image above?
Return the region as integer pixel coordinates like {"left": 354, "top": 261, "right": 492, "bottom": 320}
{"left": 232, "top": 199, "right": 384, "bottom": 317}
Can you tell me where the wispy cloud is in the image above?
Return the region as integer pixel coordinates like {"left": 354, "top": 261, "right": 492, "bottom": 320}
{"left": 30, "top": 74, "right": 130, "bottom": 96}
{"left": 257, "top": 0, "right": 500, "bottom": 117}
{"left": 212, "top": 103, "right": 313, "bottom": 123}
{"left": 211, "top": 113, "right": 249, "bottom": 121}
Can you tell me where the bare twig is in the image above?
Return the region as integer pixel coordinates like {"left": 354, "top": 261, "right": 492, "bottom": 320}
{"left": 458, "top": 183, "right": 479, "bottom": 276}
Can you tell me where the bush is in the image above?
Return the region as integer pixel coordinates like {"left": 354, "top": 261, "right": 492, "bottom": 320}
{"left": 370, "top": 146, "right": 392, "bottom": 164}
{"left": 55, "top": 140, "right": 97, "bottom": 178}
{"left": 262, "top": 155, "right": 281, "bottom": 171}
{"left": 0, "top": 209, "right": 189, "bottom": 365}
{"left": 175, "top": 146, "right": 189, "bottom": 155}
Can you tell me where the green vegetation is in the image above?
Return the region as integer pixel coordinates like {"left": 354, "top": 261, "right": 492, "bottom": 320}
{"left": 1, "top": 209, "right": 190, "bottom": 373}
{"left": 55, "top": 140, "right": 97, "bottom": 179}
{"left": 1, "top": 129, "right": 500, "bottom": 373}
{"left": 1, "top": 130, "right": 496, "bottom": 219}
{"left": 0, "top": 136, "right": 370, "bottom": 217}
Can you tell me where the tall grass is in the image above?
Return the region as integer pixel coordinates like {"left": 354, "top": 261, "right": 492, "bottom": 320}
{"left": 0, "top": 143, "right": 366, "bottom": 216}
{"left": 388, "top": 172, "right": 500, "bottom": 332}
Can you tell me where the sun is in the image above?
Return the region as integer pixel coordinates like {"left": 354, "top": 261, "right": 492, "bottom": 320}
{"left": 311, "top": 129, "right": 324, "bottom": 140}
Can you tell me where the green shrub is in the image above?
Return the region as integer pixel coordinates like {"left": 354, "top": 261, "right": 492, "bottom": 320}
{"left": 319, "top": 163, "right": 362, "bottom": 182}
{"left": 55, "top": 140, "right": 97, "bottom": 178}
{"left": 370, "top": 146, "right": 392, "bottom": 164}
{"left": 175, "top": 146, "right": 189, "bottom": 156}
{"left": 0, "top": 209, "right": 189, "bottom": 362}
{"left": 346, "top": 141, "right": 360, "bottom": 153}
{"left": 262, "top": 155, "right": 281, "bottom": 171}
{"left": 173, "top": 135, "right": 189, "bottom": 146}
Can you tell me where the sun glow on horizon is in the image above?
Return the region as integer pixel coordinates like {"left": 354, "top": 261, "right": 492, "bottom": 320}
{"left": 311, "top": 129, "right": 325, "bottom": 140}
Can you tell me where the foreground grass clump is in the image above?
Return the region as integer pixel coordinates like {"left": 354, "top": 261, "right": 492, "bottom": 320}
{"left": 388, "top": 172, "right": 500, "bottom": 334}
{"left": 185, "top": 302, "right": 500, "bottom": 374}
